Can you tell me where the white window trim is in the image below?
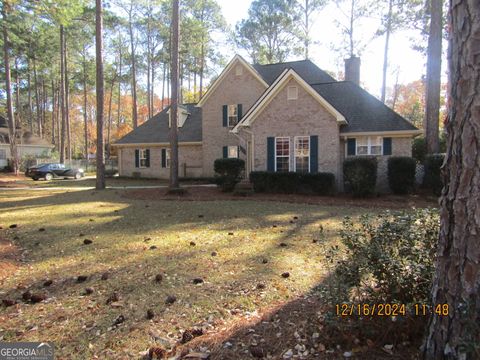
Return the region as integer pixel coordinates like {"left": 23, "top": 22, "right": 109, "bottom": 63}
{"left": 287, "top": 86, "right": 298, "bottom": 100}
{"left": 274, "top": 137, "right": 290, "bottom": 172}
{"left": 227, "top": 145, "right": 239, "bottom": 159}
{"left": 348, "top": 136, "right": 383, "bottom": 156}
{"left": 0, "top": 149, "right": 7, "bottom": 160}
{"left": 293, "top": 136, "right": 310, "bottom": 173}
{"left": 139, "top": 149, "right": 148, "bottom": 168}
{"left": 228, "top": 104, "right": 238, "bottom": 128}
{"left": 165, "top": 148, "right": 171, "bottom": 168}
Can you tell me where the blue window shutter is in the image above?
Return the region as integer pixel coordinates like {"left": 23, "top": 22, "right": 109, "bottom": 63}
{"left": 161, "top": 149, "right": 166, "bottom": 168}
{"left": 267, "top": 137, "right": 275, "bottom": 172}
{"left": 222, "top": 105, "right": 228, "bottom": 127}
{"left": 383, "top": 137, "right": 392, "bottom": 155}
{"left": 237, "top": 146, "right": 240, "bottom": 158}
{"left": 135, "top": 149, "right": 140, "bottom": 168}
{"left": 237, "top": 104, "right": 242, "bottom": 121}
{"left": 310, "top": 135, "right": 318, "bottom": 173}
{"left": 223, "top": 146, "right": 228, "bottom": 158}
{"left": 347, "top": 138, "right": 356, "bottom": 156}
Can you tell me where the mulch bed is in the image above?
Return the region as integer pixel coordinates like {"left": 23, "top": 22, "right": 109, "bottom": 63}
{"left": 124, "top": 186, "right": 438, "bottom": 210}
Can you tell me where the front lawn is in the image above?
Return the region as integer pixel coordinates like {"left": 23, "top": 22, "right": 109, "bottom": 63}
{"left": 0, "top": 188, "right": 433, "bottom": 359}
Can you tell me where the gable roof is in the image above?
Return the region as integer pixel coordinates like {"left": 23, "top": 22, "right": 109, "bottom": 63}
{"left": 232, "top": 69, "right": 346, "bottom": 133}
{"left": 310, "top": 82, "right": 420, "bottom": 134}
{"left": 196, "top": 55, "right": 268, "bottom": 107}
{"left": 253, "top": 59, "right": 336, "bottom": 85}
{"left": 113, "top": 104, "right": 202, "bottom": 146}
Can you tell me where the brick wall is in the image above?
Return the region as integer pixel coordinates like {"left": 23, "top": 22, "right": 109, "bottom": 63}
{"left": 249, "top": 77, "right": 342, "bottom": 185}
{"left": 118, "top": 144, "right": 203, "bottom": 179}
{"left": 201, "top": 60, "right": 267, "bottom": 176}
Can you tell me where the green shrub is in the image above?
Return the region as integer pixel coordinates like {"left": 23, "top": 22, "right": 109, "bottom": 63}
{"left": 213, "top": 158, "right": 245, "bottom": 192}
{"left": 300, "top": 173, "right": 336, "bottom": 195}
{"left": 336, "top": 209, "right": 439, "bottom": 303}
{"left": 249, "top": 171, "right": 335, "bottom": 195}
{"left": 423, "top": 154, "right": 445, "bottom": 196}
{"left": 412, "top": 137, "right": 427, "bottom": 163}
{"left": 388, "top": 157, "right": 416, "bottom": 194}
{"left": 343, "top": 157, "right": 377, "bottom": 197}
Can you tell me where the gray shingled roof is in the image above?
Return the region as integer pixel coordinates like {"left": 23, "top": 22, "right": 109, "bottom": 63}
{"left": 115, "top": 104, "right": 202, "bottom": 145}
{"left": 253, "top": 60, "right": 336, "bottom": 85}
{"left": 311, "top": 82, "right": 418, "bottom": 133}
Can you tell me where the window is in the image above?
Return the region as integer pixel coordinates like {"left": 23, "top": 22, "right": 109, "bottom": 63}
{"left": 370, "top": 136, "right": 382, "bottom": 155}
{"left": 235, "top": 65, "right": 243, "bottom": 76}
{"left": 294, "top": 136, "right": 309, "bottom": 173}
{"left": 165, "top": 149, "right": 171, "bottom": 168}
{"left": 139, "top": 149, "right": 149, "bottom": 168}
{"left": 228, "top": 105, "right": 238, "bottom": 127}
{"left": 355, "top": 136, "right": 383, "bottom": 155}
{"left": 228, "top": 146, "right": 238, "bottom": 158}
{"left": 287, "top": 86, "right": 298, "bottom": 100}
{"left": 0, "top": 149, "right": 5, "bottom": 160}
{"left": 275, "top": 137, "right": 290, "bottom": 172}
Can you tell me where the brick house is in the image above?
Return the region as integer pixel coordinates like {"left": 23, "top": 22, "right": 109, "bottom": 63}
{"left": 113, "top": 55, "right": 421, "bottom": 191}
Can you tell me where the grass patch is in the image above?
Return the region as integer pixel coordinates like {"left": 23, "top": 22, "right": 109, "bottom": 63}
{"left": 0, "top": 188, "right": 433, "bottom": 358}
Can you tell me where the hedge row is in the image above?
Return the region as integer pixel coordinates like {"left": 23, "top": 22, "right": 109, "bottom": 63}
{"left": 249, "top": 171, "right": 335, "bottom": 196}
{"left": 343, "top": 157, "right": 377, "bottom": 197}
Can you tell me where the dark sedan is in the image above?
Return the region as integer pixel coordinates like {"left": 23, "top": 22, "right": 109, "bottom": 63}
{"left": 25, "top": 163, "right": 85, "bottom": 181}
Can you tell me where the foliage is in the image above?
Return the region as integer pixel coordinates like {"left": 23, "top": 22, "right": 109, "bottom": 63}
{"left": 387, "top": 156, "right": 416, "bottom": 194}
{"left": 423, "top": 153, "right": 444, "bottom": 196}
{"left": 412, "top": 135, "right": 447, "bottom": 163}
{"left": 343, "top": 157, "right": 377, "bottom": 197}
{"left": 235, "top": 0, "right": 301, "bottom": 63}
{"left": 335, "top": 209, "right": 439, "bottom": 303}
{"left": 249, "top": 171, "right": 335, "bottom": 195}
{"left": 213, "top": 158, "right": 245, "bottom": 192}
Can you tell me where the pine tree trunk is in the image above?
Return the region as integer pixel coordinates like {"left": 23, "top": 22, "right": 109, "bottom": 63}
{"left": 128, "top": 5, "right": 138, "bottom": 129}
{"left": 14, "top": 59, "right": 20, "bottom": 122}
{"left": 33, "top": 56, "right": 42, "bottom": 138}
{"left": 304, "top": 0, "right": 309, "bottom": 59}
{"left": 59, "top": 25, "right": 66, "bottom": 164}
{"left": 83, "top": 50, "right": 89, "bottom": 163}
{"left": 95, "top": 0, "right": 105, "bottom": 189}
{"left": 169, "top": 0, "right": 180, "bottom": 189}
{"left": 117, "top": 35, "right": 122, "bottom": 129}
{"left": 380, "top": 0, "right": 393, "bottom": 103}
{"left": 2, "top": 6, "right": 19, "bottom": 175}
{"left": 151, "top": 58, "right": 155, "bottom": 115}
{"left": 146, "top": 17, "right": 152, "bottom": 120}
{"left": 106, "top": 74, "right": 115, "bottom": 159}
{"left": 65, "top": 41, "right": 71, "bottom": 160}
{"left": 161, "top": 61, "right": 166, "bottom": 109}
{"left": 51, "top": 79, "right": 56, "bottom": 145}
{"left": 424, "top": 0, "right": 442, "bottom": 154}
{"left": 27, "top": 60, "right": 33, "bottom": 133}
{"left": 55, "top": 84, "right": 60, "bottom": 151}
{"left": 422, "top": 1, "right": 480, "bottom": 358}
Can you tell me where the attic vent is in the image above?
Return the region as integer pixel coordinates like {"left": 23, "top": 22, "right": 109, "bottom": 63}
{"left": 287, "top": 86, "right": 298, "bottom": 100}
{"left": 235, "top": 65, "right": 243, "bottom": 76}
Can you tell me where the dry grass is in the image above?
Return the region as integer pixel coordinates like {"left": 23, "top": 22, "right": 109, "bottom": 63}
{"left": 0, "top": 188, "right": 426, "bottom": 359}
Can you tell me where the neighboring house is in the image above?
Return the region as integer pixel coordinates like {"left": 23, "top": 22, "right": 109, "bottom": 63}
{"left": 0, "top": 116, "right": 54, "bottom": 169}
{"left": 113, "top": 55, "right": 421, "bottom": 191}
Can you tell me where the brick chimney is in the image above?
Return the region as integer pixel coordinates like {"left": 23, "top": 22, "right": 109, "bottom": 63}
{"left": 344, "top": 56, "right": 361, "bottom": 85}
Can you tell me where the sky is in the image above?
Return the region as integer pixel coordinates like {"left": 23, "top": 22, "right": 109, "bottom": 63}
{"left": 216, "top": 0, "right": 447, "bottom": 100}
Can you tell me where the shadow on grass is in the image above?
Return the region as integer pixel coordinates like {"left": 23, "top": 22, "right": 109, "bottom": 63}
{"left": 0, "top": 189, "right": 427, "bottom": 359}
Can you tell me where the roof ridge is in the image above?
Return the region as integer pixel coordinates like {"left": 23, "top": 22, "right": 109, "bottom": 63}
{"left": 310, "top": 81, "right": 344, "bottom": 86}
{"left": 253, "top": 59, "right": 313, "bottom": 67}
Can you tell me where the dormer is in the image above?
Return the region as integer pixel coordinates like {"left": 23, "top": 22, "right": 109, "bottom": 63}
{"left": 167, "top": 106, "right": 190, "bottom": 128}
